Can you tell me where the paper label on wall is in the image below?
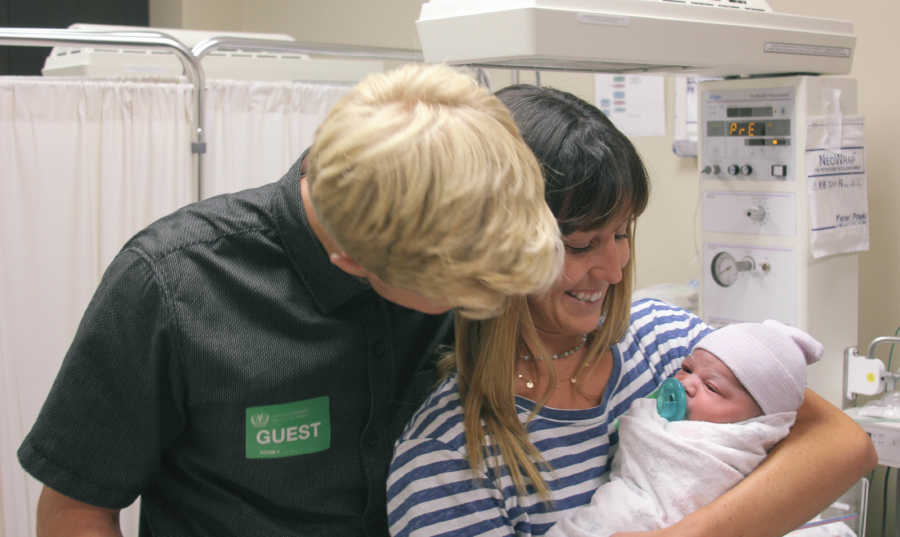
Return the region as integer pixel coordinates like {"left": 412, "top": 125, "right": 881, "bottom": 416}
{"left": 595, "top": 74, "right": 665, "bottom": 137}
{"left": 806, "top": 116, "right": 868, "bottom": 258}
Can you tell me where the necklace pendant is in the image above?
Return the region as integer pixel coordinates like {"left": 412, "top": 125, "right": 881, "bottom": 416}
{"left": 517, "top": 371, "right": 535, "bottom": 390}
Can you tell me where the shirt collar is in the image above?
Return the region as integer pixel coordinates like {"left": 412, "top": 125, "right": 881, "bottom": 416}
{"left": 271, "top": 152, "right": 371, "bottom": 314}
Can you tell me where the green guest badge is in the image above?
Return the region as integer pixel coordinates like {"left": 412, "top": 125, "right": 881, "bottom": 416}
{"left": 245, "top": 396, "right": 331, "bottom": 459}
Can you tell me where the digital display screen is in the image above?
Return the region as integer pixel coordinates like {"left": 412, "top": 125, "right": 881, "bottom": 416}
{"left": 706, "top": 119, "right": 790, "bottom": 138}
{"left": 745, "top": 138, "right": 790, "bottom": 147}
{"left": 729, "top": 121, "right": 764, "bottom": 136}
{"left": 726, "top": 106, "right": 774, "bottom": 118}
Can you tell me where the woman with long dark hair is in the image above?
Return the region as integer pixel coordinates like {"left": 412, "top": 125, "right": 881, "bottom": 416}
{"left": 387, "top": 85, "right": 875, "bottom": 537}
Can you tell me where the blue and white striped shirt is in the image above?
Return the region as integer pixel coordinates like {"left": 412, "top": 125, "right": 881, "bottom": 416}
{"left": 387, "top": 299, "right": 712, "bottom": 537}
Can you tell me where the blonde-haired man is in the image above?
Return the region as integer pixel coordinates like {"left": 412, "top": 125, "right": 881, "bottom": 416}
{"left": 20, "top": 63, "right": 562, "bottom": 537}
{"left": 307, "top": 63, "right": 561, "bottom": 319}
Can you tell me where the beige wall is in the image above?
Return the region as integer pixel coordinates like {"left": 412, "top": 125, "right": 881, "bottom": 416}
{"left": 151, "top": 0, "right": 423, "bottom": 48}
{"left": 149, "top": 0, "right": 182, "bottom": 28}
{"left": 151, "top": 0, "right": 244, "bottom": 31}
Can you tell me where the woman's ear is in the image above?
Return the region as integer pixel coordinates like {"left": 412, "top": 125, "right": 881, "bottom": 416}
{"left": 329, "top": 252, "right": 369, "bottom": 279}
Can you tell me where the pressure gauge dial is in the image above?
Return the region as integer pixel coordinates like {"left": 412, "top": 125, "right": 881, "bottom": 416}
{"left": 745, "top": 205, "right": 767, "bottom": 224}
{"left": 711, "top": 252, "right": 755, "bottom": 287}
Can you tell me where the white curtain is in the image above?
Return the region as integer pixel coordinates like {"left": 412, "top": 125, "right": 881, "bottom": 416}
{"left": 202, "top": 80, "right": 350, "bottom": 198}
{"left": 0, "top": 78, "right": 195, "bottom": 537}
{"left": 0, "top": 77, "right": 350, "bottom": 537}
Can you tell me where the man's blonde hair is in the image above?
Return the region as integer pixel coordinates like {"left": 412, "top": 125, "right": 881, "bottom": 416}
{"left": 307, "top": 63, "right": 562, "bottom": 318}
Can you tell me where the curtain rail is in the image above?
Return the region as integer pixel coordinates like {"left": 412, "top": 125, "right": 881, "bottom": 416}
{"left": 191, "top": 36, "right": 422, "bottom": 62}
{"left": 0, "top": 27, "right": 426, "bottom": 198}
{"left": 0, "top": 28, "right": 207, "bottom": 198}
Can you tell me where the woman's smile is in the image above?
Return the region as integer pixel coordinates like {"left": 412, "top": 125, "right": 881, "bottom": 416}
{"left": 566, "top": 289, "right": 605, "bottom": 303}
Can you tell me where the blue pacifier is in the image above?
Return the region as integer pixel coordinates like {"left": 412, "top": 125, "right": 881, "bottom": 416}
{"left": 655, "top": 378, "right": 687, "bottom": 422}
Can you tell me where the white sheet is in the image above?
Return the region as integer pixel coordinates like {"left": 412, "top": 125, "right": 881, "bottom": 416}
{"left": 201, "top": 79, "right": 349, "bottom": 198}
{"left": 547, "top": 399, "right": 794, "bottom": 537}
{"left": 0, "top": 77, "right": 195, "bottom": 537}
{"left": 0, "top": 76, "right": 346, "bottom": 537}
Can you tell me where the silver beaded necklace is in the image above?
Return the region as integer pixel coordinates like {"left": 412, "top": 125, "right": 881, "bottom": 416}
{"left": 516, "top": 334, "right": 589, "bottom": 389}
{"left": 519, "top": 334, "right": 588, "bottom": 362}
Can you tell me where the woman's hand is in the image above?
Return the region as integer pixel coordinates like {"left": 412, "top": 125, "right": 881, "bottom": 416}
{"left": 611, "top": 529, "right": 689, "bottom": 537}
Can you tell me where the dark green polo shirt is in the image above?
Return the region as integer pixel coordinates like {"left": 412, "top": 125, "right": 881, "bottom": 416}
{"left": 18, "top": 157, "right": 452, "bottom": 537}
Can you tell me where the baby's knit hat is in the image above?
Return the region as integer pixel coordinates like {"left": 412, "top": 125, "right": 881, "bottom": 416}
{"left": 693, "top": 319, "right": 824, "bottom": 414}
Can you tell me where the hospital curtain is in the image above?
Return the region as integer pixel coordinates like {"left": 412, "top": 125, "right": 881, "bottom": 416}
{"left": 0, "top": 76, "right": 351, "bottom": 537}
{"left": 0, "top": 77, "right": 195, "bottom": 537}
{"left": 201, "top": 79, "right": 350, "bottom": 198}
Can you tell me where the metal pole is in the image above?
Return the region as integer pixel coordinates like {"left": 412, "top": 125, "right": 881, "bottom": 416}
{"left": 866, "top": 336, "right": 900, "bottom": 361}
{"left": 192, "top": 36, "right": 423, "bottom": 63}
{"left": 1, "top": 29, "right": 429, "bottom": 200}
{"left": 0, "top": 27, "right": 206, "bottom": 200}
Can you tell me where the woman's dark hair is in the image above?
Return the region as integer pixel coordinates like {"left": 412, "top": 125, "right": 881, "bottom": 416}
{"left": 443, "top": 85, "right": 651, "bottom": 500}
{"left": 495, "top": 85, "right": 650, "bottom": 235}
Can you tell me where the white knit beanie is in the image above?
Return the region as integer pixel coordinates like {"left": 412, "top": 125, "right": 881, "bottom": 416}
{"left": 693, "top": 319, "right": 824, "bottom": 414}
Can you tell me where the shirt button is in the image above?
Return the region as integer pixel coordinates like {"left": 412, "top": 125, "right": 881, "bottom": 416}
{"left": 366, "top": 433, "right": 380, "bottom": 447}
{"left": 372, "top": 340, "right": 386, "bottom": 356}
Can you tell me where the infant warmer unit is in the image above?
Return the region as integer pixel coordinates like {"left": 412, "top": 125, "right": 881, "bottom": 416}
{"left": 417, "top": 0, "right": 870, "bottom": 533}
{"left": 698, "top": 76, "right": 865, "bottom": 408}
{"left": 418, "top": 0, "right": 865, "bottom": 414}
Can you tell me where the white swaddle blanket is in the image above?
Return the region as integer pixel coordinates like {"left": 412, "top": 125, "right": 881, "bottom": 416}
{"left": 547, "top": 398, "right": 795, "bottom": 537}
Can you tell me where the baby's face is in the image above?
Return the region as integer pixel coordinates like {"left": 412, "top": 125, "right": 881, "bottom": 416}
{"left": 674, "top": 349, "right": 763, "bottom": 423}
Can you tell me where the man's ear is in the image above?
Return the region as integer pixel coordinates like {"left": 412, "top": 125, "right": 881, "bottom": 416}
{"left": 329, "top": 252, "right": 369, "bottom": 279}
